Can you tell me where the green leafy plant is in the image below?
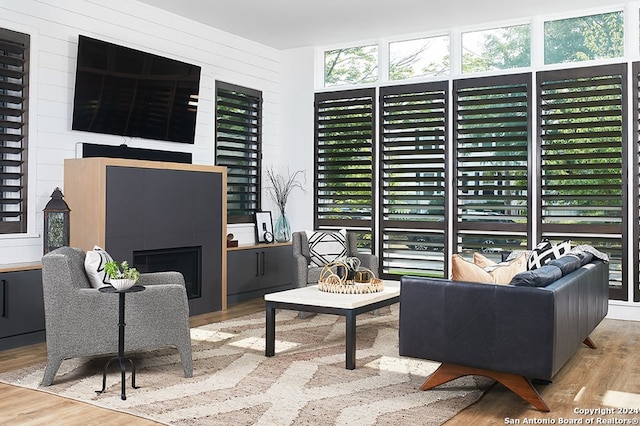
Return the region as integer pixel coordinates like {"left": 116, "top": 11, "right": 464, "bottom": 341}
{"left": 104, "top": 260, "right": 140, "bottom": 282}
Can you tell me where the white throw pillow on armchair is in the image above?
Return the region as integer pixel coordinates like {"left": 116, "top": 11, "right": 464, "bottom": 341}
{"left": 305, "top": 229, "right": 348, "bottom": 267}
{"left": 84, "top": 245, "right": 113, "bottom": 289}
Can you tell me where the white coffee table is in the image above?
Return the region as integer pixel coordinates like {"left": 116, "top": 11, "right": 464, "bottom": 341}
{"left": 264, "top": 281, "right": 400, "bottom": 370}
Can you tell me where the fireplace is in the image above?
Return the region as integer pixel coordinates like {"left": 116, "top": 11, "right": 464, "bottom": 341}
{"left": 133, "top": 246, "right": 202, "bottom": 300}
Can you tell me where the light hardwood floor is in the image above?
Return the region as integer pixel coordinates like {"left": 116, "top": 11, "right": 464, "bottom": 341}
{"left": 1, "top": 299, "right": 639, "bottom": 425}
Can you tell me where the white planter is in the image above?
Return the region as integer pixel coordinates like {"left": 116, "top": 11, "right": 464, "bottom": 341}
{"left": 110, "top": 278, "right": 137, "bottom": 291}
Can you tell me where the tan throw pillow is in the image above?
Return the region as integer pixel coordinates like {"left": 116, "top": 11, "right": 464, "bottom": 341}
{"left": 451, "top": 254, "right": 493, "bottom": 284}
{"left": 473, "top": 252, "right": 497, "bottom": 268}
{"left": 452, "top": 253, "right": 527, "bottom": 285}
{"left": 485, "top": 253, "right": 527, "bottom": 285}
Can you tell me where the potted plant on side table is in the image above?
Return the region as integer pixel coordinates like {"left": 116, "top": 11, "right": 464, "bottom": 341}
{"left": 104, "top": 260, "right": 140, "bottom": 291}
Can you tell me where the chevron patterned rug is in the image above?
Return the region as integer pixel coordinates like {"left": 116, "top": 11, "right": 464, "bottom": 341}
{"left": 0, "top": 306, "right": 491, "bottom": 425}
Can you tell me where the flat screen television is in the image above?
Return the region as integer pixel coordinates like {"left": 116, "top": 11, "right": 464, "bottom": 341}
{"left": 71, "top": 35, "right": 201, "bottom": 144}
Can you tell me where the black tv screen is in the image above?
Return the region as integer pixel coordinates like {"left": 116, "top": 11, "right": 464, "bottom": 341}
{"left": 72, "top": 35, "right": 201, "bottom": 144}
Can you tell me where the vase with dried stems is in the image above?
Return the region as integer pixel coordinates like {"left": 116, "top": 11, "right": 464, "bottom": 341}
{"left": 265, "top": 166, "right": 306, "bottom": 242}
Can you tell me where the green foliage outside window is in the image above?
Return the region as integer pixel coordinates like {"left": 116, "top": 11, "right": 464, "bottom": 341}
{"left": 462, "top": 24, "right": 531, "bottom": 73}
{"left": 544, "top": 11, "right": 624, "bottom": 64}
{"left": 324, "top": 46, "right": 378, "bottom": 87}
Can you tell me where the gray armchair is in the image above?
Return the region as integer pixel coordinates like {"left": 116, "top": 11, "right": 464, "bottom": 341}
{"left": 292, "top": 231, "right": 379, "bottom": 288}
{"left": 41, "top": 246, "right": 193, "bottom": 386}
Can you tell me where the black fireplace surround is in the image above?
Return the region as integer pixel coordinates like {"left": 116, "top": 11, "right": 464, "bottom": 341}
{"left": 104, "top": 166, "right": 223, "bottom": 315}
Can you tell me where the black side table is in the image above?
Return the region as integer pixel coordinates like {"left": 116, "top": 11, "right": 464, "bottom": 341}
{"left": 96, "top": 284, "right": 145, "bottom": 400}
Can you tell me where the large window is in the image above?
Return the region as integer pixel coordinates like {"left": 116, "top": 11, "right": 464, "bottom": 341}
{"left": 315, "top": 7, "right": 637, "bottom": 300}
{"left": 0, "top": 28, "right": 29, "bottom": 234}
{"left": 314, "top": 89, "right": 375, "bottom": 250}
{"left": 454, "top": 74, "right": 531, "bottom": 260}
{"left": 538, "top": 64, "right": 627, "bottom": 299}
{"left": 379, "top": 82, "right": 448, "bottom": 277}
{"left": 215, "top": 81, "right": 262, "bottom": 224}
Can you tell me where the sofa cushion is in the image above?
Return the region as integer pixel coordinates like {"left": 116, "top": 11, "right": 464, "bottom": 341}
{"left": 548, "top": 254, "right": 582, "bottom": 276}
{"left": 510, "top": 264, "right": 563, "bottom": 287}
{"left": 527, "top": 239, "right": 571, "bottom": 270}
{"left": 305, "top": 229, "right": 347, "bottom": 267}
{"left": 84, "top": 245, "right": 113, "bottom": 289}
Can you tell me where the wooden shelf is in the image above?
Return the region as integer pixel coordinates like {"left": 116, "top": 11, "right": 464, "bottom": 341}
{"left": 227, "top": 242, "right": 292, "bottom": 251}
{"left": 0, "top": 262, "right": 41, "bottom": 273}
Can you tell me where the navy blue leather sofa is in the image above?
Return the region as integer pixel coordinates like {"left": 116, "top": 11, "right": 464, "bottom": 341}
{"left": 398, "top": 259, "right": 609, "bottom": 411}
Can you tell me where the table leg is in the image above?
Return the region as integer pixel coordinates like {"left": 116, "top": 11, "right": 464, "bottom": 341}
{"left": 345, "top": 310, "right": 356, "bottom": 370}
{"left": 118, "top": 292, "right": 127, "bottom": 400}
{"left": 265, "top": 303, "right": 275, "bottom": 357}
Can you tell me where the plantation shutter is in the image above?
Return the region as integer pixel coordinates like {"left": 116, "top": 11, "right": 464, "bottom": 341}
{"left": 314, "top": 89, "right": 375, "bottom": 237}
{"left": 538, "top": 64, "right": 626, "bottom": 299}
{"left": 215, "top": 81, "right": 262, "bottom": 223}
{"left": 453, "top": 74, "right": 531, "bottom": 256}
{"left": 0, "top": 29, "right": 28, "bottom": 234}
{"left": 379, "top": 82, "right": 448, "bottom": 277}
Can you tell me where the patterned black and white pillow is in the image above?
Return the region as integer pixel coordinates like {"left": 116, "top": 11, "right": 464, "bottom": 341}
{"left": 306, "top": 229, "right": 348, "bottom": 267}
{"left": 84, "top": 245, "right": 113, "bottom": 288}
{"left": 527, "top": 239, "right": 571, "bottom": 270}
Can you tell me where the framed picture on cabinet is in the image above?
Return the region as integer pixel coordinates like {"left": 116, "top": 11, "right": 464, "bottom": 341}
{"left": 255, "top": 211, "right": 274, "bottom": 243}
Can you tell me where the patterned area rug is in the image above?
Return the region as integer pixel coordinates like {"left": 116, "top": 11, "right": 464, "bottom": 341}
{"left": 0, "top": 306, "right": 491, "bottom": 425}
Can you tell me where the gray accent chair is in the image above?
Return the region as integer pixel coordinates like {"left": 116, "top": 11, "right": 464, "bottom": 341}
{"left": 40, "top": 246, "right": 193, "bottom": 386}
{"left": 292, "top": 231, "right": 379, "bottom": 288}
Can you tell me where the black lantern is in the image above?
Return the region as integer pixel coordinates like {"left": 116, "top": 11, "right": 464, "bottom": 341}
{"left": 43, "top": 187, "right": 70, "bottom": 254}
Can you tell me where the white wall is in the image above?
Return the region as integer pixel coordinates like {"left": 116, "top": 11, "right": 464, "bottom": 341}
{"left": 0, "top": 0, "right": 281, "bottom": 261}
{"left": 275, "top": 47, "right": 315, "bottom": 233}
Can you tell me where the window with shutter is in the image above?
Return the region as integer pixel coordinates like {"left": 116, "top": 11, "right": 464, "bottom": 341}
{"left": 314, "top": 89, "right": 375, "bottom": 250}
{"left": 538, "top": 64, "right": 626, "bottom": 299}
{"left": 379, "top": 82, "right": 448, "bottom": 278}
{"left": 0, "top": 28, "right": 28, "bottom": 235}
{"left": 215, "top": 81, "right": 262, "bottom": 224}
{"left": 454, "top": 74, "right": 531, "bottom": 260}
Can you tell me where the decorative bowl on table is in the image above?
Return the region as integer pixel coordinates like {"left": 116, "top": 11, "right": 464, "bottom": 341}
{"left": 110, "top": 278, "right": 137, "bottom": 291}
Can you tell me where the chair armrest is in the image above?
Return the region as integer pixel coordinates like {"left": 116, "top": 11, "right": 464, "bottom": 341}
{"left": 355, "top": 253, "right": 378, "bottom": 275}
{"left": 292, "top": 252, "right": 310, "bottom": 288}
{"left": 137, "top": 271, "right": 185, "bottom": 287}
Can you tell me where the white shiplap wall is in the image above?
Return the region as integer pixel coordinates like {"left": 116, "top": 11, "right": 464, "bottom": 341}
{"left": 0, "top": 0, "right": 282, "bottom": 263}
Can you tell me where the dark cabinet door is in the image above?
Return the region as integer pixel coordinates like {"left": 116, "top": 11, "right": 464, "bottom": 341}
{"left": 227, "top": 244, "right": 293, "bottom": 304}
{"left": 228, "top": 248, "right": 264, "bottom": 295}
{"left": 261, "top": 245, "right": 293, "bottom": 288}
{"left": 0, "top": 269, "right": 44, "bottom": 339}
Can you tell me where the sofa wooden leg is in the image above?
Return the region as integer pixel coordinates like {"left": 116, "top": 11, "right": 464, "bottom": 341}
{"left": 420, "top": 363, "right": 550, "bottom": 412}
{"left": 583, "top": 337, "right": 597, "bottom": 349}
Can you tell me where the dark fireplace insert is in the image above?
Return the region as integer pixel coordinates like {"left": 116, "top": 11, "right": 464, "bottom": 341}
{"left": 133, "top": 246, "right": 202, "bottom": 299}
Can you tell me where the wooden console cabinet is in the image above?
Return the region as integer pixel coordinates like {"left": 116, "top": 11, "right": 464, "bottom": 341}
{"left": 227, "top": 243, "right": 294, "bottom": 305}
{"left": 0, "top": 264, "right": 44, "bottom": 350}
{"left": 64, "top": 158, "right": 227, "bottom": 314}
